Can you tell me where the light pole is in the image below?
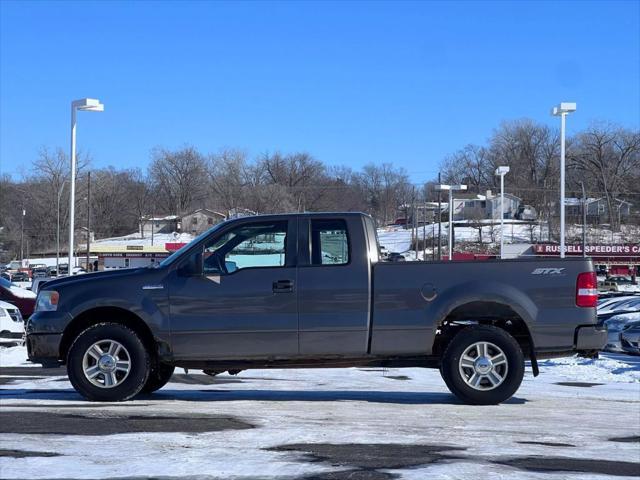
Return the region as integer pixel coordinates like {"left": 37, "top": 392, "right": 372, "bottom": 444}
{"left": 552, "top": 102, "right": 577, "bottom": 259}
{"left": 495, "top": 166, "right": 510, "bottom": 259}
{"left": 69, "top": 98, "right": 104, "bottom": 272}
{"left": 435, "top": 184, "right": 467, "bottom": 261}
{"left": 56, "top": 181, "right": 67, "bottom": 274}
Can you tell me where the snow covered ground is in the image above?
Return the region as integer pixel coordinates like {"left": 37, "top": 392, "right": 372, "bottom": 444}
{"left": 1, "top": 345, "right": 638, "bottom": 479}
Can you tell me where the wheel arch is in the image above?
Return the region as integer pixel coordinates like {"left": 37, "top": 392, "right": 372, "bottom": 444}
{"left": 432, "top": 300, "right": 533, "bottom": 353}
{"left": 59, "top": 306, "right": 160, "bottom": 364}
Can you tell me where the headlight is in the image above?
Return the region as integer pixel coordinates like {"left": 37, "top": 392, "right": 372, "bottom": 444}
{"left": 36, "top": 290, "right": 59, "bottom": 312}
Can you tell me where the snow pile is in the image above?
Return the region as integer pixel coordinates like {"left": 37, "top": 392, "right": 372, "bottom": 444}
{"left": 0, "top": 345, "right": 34, "bottom": 367}
{"left": 537, "top": 353, "right": 640, "bottom": 383}
{"left": 377, "top": 228, "right": 412, "bottom": 253}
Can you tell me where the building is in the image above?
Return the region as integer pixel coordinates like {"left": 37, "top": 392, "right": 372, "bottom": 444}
{"left": 180, "top": 209, "right": 226, "bottom": 235}
{"left": 453, "top": 191, "right": 521, "bottom": 221}
{"left": 565, "top": 197, "right": 632, "bottom": 222}
{"left": 93, "top": 244, "right": 170, "bottom": 270}
{"left": 139, "top": 215, "right": 180, "bottom": 237}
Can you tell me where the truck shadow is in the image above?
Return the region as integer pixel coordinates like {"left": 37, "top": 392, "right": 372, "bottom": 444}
{"left": 149, "top": 388, "right": 528, "bottom": 405}
{"left": 0, "top": 387, "right": 527, "bottom": 405}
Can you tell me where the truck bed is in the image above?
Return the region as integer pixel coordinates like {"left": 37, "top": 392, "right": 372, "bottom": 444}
{"left": 370, "top": 257, "right": 596, "bottom": 356}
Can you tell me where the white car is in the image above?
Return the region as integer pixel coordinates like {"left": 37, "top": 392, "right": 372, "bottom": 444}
{"left": 0, "top": 300, "right": 25, "bottom": 338}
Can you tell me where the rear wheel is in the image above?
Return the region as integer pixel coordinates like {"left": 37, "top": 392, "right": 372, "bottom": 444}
{"left": 141, "top": 362, "right": 175, "bottom": 393}
{"left": 67, "top": 323, "right": 150, "bottom": 402}
{"left": 440, "top": 325, "right": 524, "bottom": 405}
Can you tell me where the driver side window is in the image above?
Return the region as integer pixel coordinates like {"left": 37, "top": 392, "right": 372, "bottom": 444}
{"left": 203, "top": 221, "right": 288, "bottom": 274}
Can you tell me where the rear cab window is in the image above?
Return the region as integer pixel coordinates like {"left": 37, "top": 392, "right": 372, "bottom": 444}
{"left": 310, "top": 219, "right": 350, "bottom": 265}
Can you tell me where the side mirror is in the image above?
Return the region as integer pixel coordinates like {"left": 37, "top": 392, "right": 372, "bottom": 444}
{"left": 225, "top": 260, "right": 238, "bottom": 273}
{"left": 178, "top": 251, "right": 203, "bottom": 277}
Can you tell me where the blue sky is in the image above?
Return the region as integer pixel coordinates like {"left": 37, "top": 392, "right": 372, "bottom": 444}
{"left": 1, "top": 1, "right": 638, "bottom": 183}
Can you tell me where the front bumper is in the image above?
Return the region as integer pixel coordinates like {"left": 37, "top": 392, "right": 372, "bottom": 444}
{"left": 26, "top": 333, "right": 63, "bottom": 367}
{"left": 575, "top": 324, "right": 607, "bottom": 351}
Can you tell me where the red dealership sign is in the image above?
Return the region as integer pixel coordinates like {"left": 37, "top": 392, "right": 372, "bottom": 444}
{"left": 533, "top": 244, "right": 640, "bottom": 257}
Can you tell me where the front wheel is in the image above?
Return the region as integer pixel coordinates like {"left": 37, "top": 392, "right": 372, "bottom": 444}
{"left": 67, "top": 323, "right": 150, "bottom": 402}
{"left": 440, "top": 325, "right": 525, "bottom": 405}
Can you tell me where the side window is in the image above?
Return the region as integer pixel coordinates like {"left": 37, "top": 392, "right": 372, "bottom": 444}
{"left": 311, "top": 219, "right": 349, "bottom": 265}
{"left": 203, "top": 221, "right": 288, "bottom": 274}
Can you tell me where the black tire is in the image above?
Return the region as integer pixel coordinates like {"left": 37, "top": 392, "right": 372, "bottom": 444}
{"left": 141, "top": 362, "right": 175, "bottom": 393}
{"left": 440, "top": 325, "right": 525, "bottom": 405}
{"left": 67, "top": 323, "right": 150, "bottom": 402}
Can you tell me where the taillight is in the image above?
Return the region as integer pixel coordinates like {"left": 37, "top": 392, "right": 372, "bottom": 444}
{"left": 576, "top": 272, "right": 598, "bottom": 308}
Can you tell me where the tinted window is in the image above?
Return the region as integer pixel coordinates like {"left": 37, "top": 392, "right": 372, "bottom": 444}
{"left": 203, "top": 221, "right": 288, "bottom": 274}
{"left": 311, "top": 219, "right": 349, "bottom": 265}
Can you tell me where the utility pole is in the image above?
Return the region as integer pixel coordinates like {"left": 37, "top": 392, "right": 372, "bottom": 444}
{"left": 422, "top": 206, "right": 426, "bottom": 261}
{"left": 432, "top": 210, "right": 436, "bottom": 261}
{"left": 86, "top": 172, "right": 91, "bottom": 271}
{"left": 56, "top": 182, "right": 66, "bottom": 274}
{"left": 580, "top": 182, "right": 587, "bottom": 258}
{"left": 20, "top": 207, "right": 25, "bottom": 265}
{"left": 437, "top": 172, "right": 442, "bottom": 260}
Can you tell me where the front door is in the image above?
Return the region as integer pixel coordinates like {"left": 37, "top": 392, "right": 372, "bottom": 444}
{"left": 169, "top": 218, "right": 298, "bottom": 360}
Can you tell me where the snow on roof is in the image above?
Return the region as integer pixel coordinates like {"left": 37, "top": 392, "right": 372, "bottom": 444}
{"left": 93, "top": 231, "right": 195, "bottom": 247}
{"left": 183, "top": 208, "right": 226, "bottom": 218}
{"left": 141, "top": 215, "right": 179, "bottom": 221}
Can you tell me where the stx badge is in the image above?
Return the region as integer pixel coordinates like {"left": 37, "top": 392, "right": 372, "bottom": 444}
{"left": 531, "top": 268, "right": 566, "bottom": 275}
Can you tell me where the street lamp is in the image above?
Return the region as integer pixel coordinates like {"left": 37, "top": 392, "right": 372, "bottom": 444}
{"left": 435, "top": 184, "right": 467, "bottom": 261}
{"left": 68, "top": 98, "right": 104, "bottom": 272}
{"left": 495, "top": 166, "right": 510, "bottom": 259}
{"left": 551, "top": 102, "right": 577, "bottom": 259}
{"left": 56, "top": 181, "right": 67, "bottom": 274}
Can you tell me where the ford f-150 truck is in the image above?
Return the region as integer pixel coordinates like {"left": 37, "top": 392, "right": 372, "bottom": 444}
{"left": 27, "top": 212, "right": 606, "bottom": 404}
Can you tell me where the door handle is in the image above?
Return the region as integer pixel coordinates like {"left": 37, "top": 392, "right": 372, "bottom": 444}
{"left": 273, "top": 279, "right": 294, "bottom": 293}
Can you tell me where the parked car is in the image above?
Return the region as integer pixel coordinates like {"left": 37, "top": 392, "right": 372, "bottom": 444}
{"left": 620, "top": 321, "right": 640, "bottom": 355}
{"left": 601, "top": 312, "right": 640, "bottom": 353}
{"left": 46, "top": 267, "right": 58, "bottom": 277}
{"left": 0, "top": 300, "right": 25, "bottom": 338}
{"left": 0, "top": 299, "right": 24, "bottom": 324}
{"left": 27, "top": 212, "right": 604, "bottom": 403}
{"left": 0, "top": 277, "right": 36, "bottom": 319}
{"left": 71, "top": 266, "right": 86, "bottom": 275}
{"left": 386, "top": 252, "right": 406, "bottom": 262}
{"left": 600, "top": 276, "right": 639, "bottom": 293}
{"left": 597, "top": 297, "right": 640, "bottom": 321}
{"left": 31, "top": 267, "right": 48, "bottom": 279}
{"left": 10, "top": 272, "right": 30, "bottom": 282}
{"left": 31, "top": 277, "right": 52, "bottom": 294}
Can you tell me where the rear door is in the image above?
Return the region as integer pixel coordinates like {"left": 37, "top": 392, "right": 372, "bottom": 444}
{"left": 297, "top": 215, "right": 372, "bottom": 355}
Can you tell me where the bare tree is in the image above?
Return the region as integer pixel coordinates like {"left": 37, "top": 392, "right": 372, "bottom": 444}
{"left": 148, "top": 146, "right": 207, "bottom": 214}
{"left": 569, "top": 124, "right": 640, "bottom": 231}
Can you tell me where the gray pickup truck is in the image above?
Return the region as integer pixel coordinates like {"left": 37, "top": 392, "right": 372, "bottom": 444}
{"left": 27, "top": 212, "right": 605, "bottom": 404}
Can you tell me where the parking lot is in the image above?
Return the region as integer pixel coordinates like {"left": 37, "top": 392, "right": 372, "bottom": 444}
{"left": 1, "top": 346, "right": 638, "bottom": 480}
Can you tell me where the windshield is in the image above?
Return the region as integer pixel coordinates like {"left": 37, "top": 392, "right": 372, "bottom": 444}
{"left": 158, "top": 221, "right": 228, "bottom": 268}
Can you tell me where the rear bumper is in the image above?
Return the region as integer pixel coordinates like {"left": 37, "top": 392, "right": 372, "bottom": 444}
{"left": 574, "top": 324, "right": 607, "bottom": 351}
{"left": 26, "top": 333, "right": 63, "bottom": 367}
